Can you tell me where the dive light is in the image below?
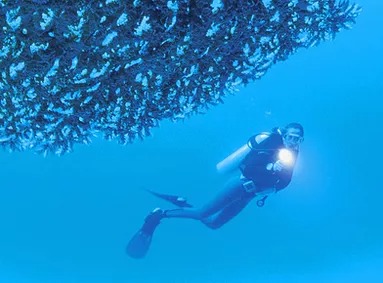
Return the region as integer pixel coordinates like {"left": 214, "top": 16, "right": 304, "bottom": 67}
{"left": 278, "top": 148, "right": 294, "bottom": 166}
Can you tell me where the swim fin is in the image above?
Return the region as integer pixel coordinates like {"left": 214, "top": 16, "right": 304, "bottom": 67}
{"left": 126, "top": 229, "right": 153, "bottom": 259}
{"left": 146, "top": 189, "right": 193, "bottom": 208}
{"left": 126, "top": 208, "right": 164, "bottom": 259}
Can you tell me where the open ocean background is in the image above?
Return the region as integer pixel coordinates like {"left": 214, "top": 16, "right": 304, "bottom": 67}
{"left": 1, "top": 0, "right": 382, "bottom": 282}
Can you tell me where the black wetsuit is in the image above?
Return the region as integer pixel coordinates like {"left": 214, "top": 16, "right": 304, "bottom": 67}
{"left": 165, "top": 131, "right": 299, "bottom": 229}
{"left": 240, "top": 132, "right": 297, "bottom": 191}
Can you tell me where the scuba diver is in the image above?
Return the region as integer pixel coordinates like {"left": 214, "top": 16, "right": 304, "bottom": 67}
{"left": 126, "top": 122, "right": 304, "bottom": 259}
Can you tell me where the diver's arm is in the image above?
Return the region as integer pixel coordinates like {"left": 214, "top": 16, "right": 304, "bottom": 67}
{"left": 216, "top": 143, "right": 251, "bottom": 174}
{"left": 273, "top": 150, "right": 298, "bottom": 191}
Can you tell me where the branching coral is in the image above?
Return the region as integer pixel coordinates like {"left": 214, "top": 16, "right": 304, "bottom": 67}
{"left": 0, "top": 0, "right": 361, "bottom": 154}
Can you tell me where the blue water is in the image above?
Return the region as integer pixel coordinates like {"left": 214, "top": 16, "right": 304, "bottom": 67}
{"left": 1, "top": 0, "right": 382, "bottom": 282}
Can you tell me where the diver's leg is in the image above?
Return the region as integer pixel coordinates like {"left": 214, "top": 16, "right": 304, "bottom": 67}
{"left": 127, "top": 178, "right": 247, "bottom": 258}
{"left": 201, "top": 193, "right": 254, "bottom": 229}
{"left": 164, "top": 177, "right": 245, "bottom": 220}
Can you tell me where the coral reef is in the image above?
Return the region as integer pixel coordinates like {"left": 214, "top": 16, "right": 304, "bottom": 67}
{"left": 0, "top": 0, "right": 361, "bottom": 154}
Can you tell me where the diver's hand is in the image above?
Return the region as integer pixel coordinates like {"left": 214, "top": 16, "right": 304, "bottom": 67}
{"left": 272, "top": 160, "right": 285, "bottom": 172}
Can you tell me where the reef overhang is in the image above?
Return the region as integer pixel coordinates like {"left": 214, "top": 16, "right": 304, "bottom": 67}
{"left": 0, "top": 0, "right": 361, "bottom": 154}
